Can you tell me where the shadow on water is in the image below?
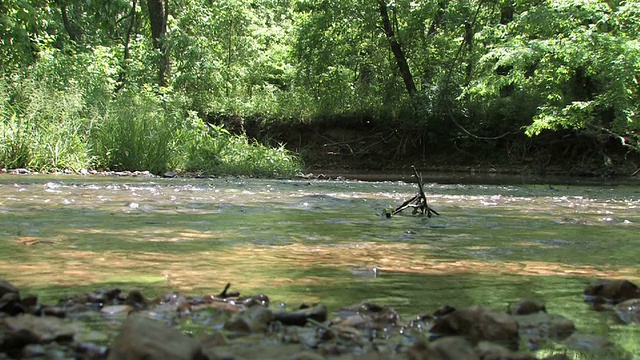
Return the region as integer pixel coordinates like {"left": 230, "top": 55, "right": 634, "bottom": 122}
{"left": 0, "top": 174, "right": 639, "bottom": 356}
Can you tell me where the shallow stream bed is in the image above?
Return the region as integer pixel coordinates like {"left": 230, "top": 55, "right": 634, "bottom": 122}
{"left": 1, "top": 174, "right": 639, "bottom": 357}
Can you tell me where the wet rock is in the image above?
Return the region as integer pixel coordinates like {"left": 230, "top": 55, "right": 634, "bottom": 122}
{"left": 431, "top": 336, "right": 478, "bottom": 360}
{"left": 75, "top": 341, "right": 109, "bottom": 358}
{"left": 290, "top": 351, "right": 326, "bottom": 360}
{"left": 20, "top": 295, "right": 39, "bottom": 312}
{"left": 100, "top": 304, "right": 134, "bottom": 317}
{"left": 224, "top": 306, "right": 273, "bottom": 333}
{"left": 430, "top": 306, "right": 519, "bottom": 349}
{"left": 242, "top": 293, "right": 270, "bottom": 307}
{"left": 0, "top": 280, "right": 19, "bottom": 298}
{"left": 273, "top": 304, "right": 328, "bottom": 326}
{"left": 562, "top": 333, "right": 620, "bottom": 356}
{"left": 334, "top": 302, "right": 400, "bottom": 326}
{"left": 411, "top": 337, "right": 535, "bottom": 360}
{"left": 22, "top": 342, "right": 73, "bottom": 359}
{"left": 1, "top": 314, "right": 75, "bottom": 353}
{"left": 543, "top": 355, "right": 570, "bottom": 360}
{"left": 0, "top": 292, "right": 23, "bottom": 315}
{"left": 508, "top": 299, "right": 546, "bottom": 315}
{"left": 614, "top": 298, "right": 640, "bottom": 324}
{"left": 515, "top": 312, "right": 575, "bottom": 350}
{"left": 433, "top": 305, "right": 456, "bottom": 318}
{"left": 408, "top": 339, "right": 444, "bottom": 360}
{"left": 199, "top": 332, "right": 228, "bottom": 348}
{"left": 584, "top": 279, "right": 640, "bottom": 304}
{"left": 351, "top": 267, "right": 381, "bottom": 278}
{"left": 206, "top": 342, "right": 309, "bottom": 360}
{"left": 72, "top": 288, "right": 124, "bottom": 306}
{"left": 107, "top": 315, "right": 205, "bottom": 360}
{"left": 124, "top": 289, "right": 148, "bottom": 310}
{"left": 476, "top": 341, "right": 536, "bottom": 360}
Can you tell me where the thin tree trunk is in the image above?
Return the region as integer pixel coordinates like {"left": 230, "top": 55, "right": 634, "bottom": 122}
{"left": 226, "top": 16, "right": 233, "bottom": 97}
{"left": 427, "top": 0, "right": 447, "bottom": 37}
{"left": 59, "top": 2, "right": 81, "bottom": 43}
{"left": 115, "top": 0, "right": 137, "bottom": 92}
{"left": 464, "top": 21, "right": 474, "bottom": 81}
{"left": 377, "top": 0, "right": 417, "bottom": 98}
{"left": 147, "top": 0, "right": 169, "bottom": 86}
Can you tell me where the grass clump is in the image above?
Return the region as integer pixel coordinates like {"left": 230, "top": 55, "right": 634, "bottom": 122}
{"left": 0, "top": 70, "right": 303, "bottom": 177}
{"left": 0, "top": 76, "right": 93, "bottom": 172}
{"left": 175, "top": 113, "right": 302, "bottom": 177}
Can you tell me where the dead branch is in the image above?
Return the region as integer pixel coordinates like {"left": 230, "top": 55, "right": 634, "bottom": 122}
{"left": 388, "top": 166, "right": 440, "bottom": 218}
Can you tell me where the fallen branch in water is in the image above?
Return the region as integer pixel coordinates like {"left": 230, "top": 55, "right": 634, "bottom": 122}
{"left": 218, "top": 283, "right": 240, "bottom": 298}
{"left": 386, "top": 166, "right": 440, "bottom": 218}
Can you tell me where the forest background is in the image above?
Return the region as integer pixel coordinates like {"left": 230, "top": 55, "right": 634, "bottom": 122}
{"left": 1, "top": 0, "right": 639, "bottom": 177}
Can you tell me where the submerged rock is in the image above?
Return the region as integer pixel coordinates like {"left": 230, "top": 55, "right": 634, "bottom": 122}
{"left": 562, "top": 333, "right": 620, "bottom": 357}
{"left": 508, "top": 299, "right": 546, "bottom": 316}
{"left": 514, "top": 312, "right": 575, "bottom": 350}
{"left": 614, "top": 298, "right": 640, "bottom": 324}
{"left": 584, "top": 279, "right": 640, "bottom": 304}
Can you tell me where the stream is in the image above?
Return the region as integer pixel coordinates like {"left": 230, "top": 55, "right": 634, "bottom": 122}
{"left": 0, "top": 174, "right": 639, "bottom": 357}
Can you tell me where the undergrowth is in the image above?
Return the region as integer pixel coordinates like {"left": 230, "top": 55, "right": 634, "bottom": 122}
{"left": 0, "top": 68, "right": 302, "bottom": 177}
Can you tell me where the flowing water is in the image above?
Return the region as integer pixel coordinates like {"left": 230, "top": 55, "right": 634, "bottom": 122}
{"left": 1, "top": 174, "right": 639, "bottom": 356}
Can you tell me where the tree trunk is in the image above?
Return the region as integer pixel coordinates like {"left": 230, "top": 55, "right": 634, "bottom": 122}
{"left": 115, "top": 0, "right": 138, "bottom": 92}
{"left": 58, "top": 2, "right": 81, "bottom": 43}
{"left": 147, "top": 0, "right": 169, "bottom": 86}
{"left": 427, "top": 0, "right": 447, "bottom": 37}
{"left": 464, "top": 21, "right": 474, "bottom": 81}
{"left": 377, "top": 0, "right": 417, "bottom": 98}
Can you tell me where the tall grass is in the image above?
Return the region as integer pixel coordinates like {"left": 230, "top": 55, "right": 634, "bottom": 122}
{"left": 0, "top": 76, "right": 93, "bottom": 171}
{"left": 90, "top": 87, "right": 177, "bottom": 174}
{"left": 1, "top": 53, "right": 303, "bottom": 177}
{"left": 174, "top": 112, "right": 302, "bottom": 177}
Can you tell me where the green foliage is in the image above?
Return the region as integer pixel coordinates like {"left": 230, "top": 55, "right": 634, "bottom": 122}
{"left": 175, "top": 113, "right": 303, "bottom": 177}
{"left": 0, "top": 75, "right": 92, "bottom": 171}
{"left": 90, "top": 87, "right": 175, "bottom": 174}
{"left": 466, "top": 0, "right": 640, "bottom": 150}
{"left": 2, "top": 0, "right": 639, "bottom": 175}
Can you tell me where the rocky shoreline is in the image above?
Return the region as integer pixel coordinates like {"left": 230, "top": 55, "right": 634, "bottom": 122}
{"left": 1, "top": 278, "right": 639, "bottom": 359}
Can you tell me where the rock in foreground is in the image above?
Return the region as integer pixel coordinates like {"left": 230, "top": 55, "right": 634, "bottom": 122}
{"left": 107, "top": 315, "right": 205, "bottom": 360}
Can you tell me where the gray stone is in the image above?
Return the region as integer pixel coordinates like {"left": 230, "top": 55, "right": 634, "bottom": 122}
{"left": 107, "top": 315, "right": 205, "bottom": 360}
{"left": 431, "top": 336, "right": 478, "bottom": 360}
{"left": 430, "top": 306, "right": 519, "bottom": 348}
{"left": 515, "top": 312, "right": 575, "bottom": 344}
{"left": 508, "top": 299, "right": 546, "bottom": 315}
{"left": 1, "top": 314, "right": 75, "bottom": 353}
{"left": 614, "top": 298, "right": 640, "bottom": 324}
